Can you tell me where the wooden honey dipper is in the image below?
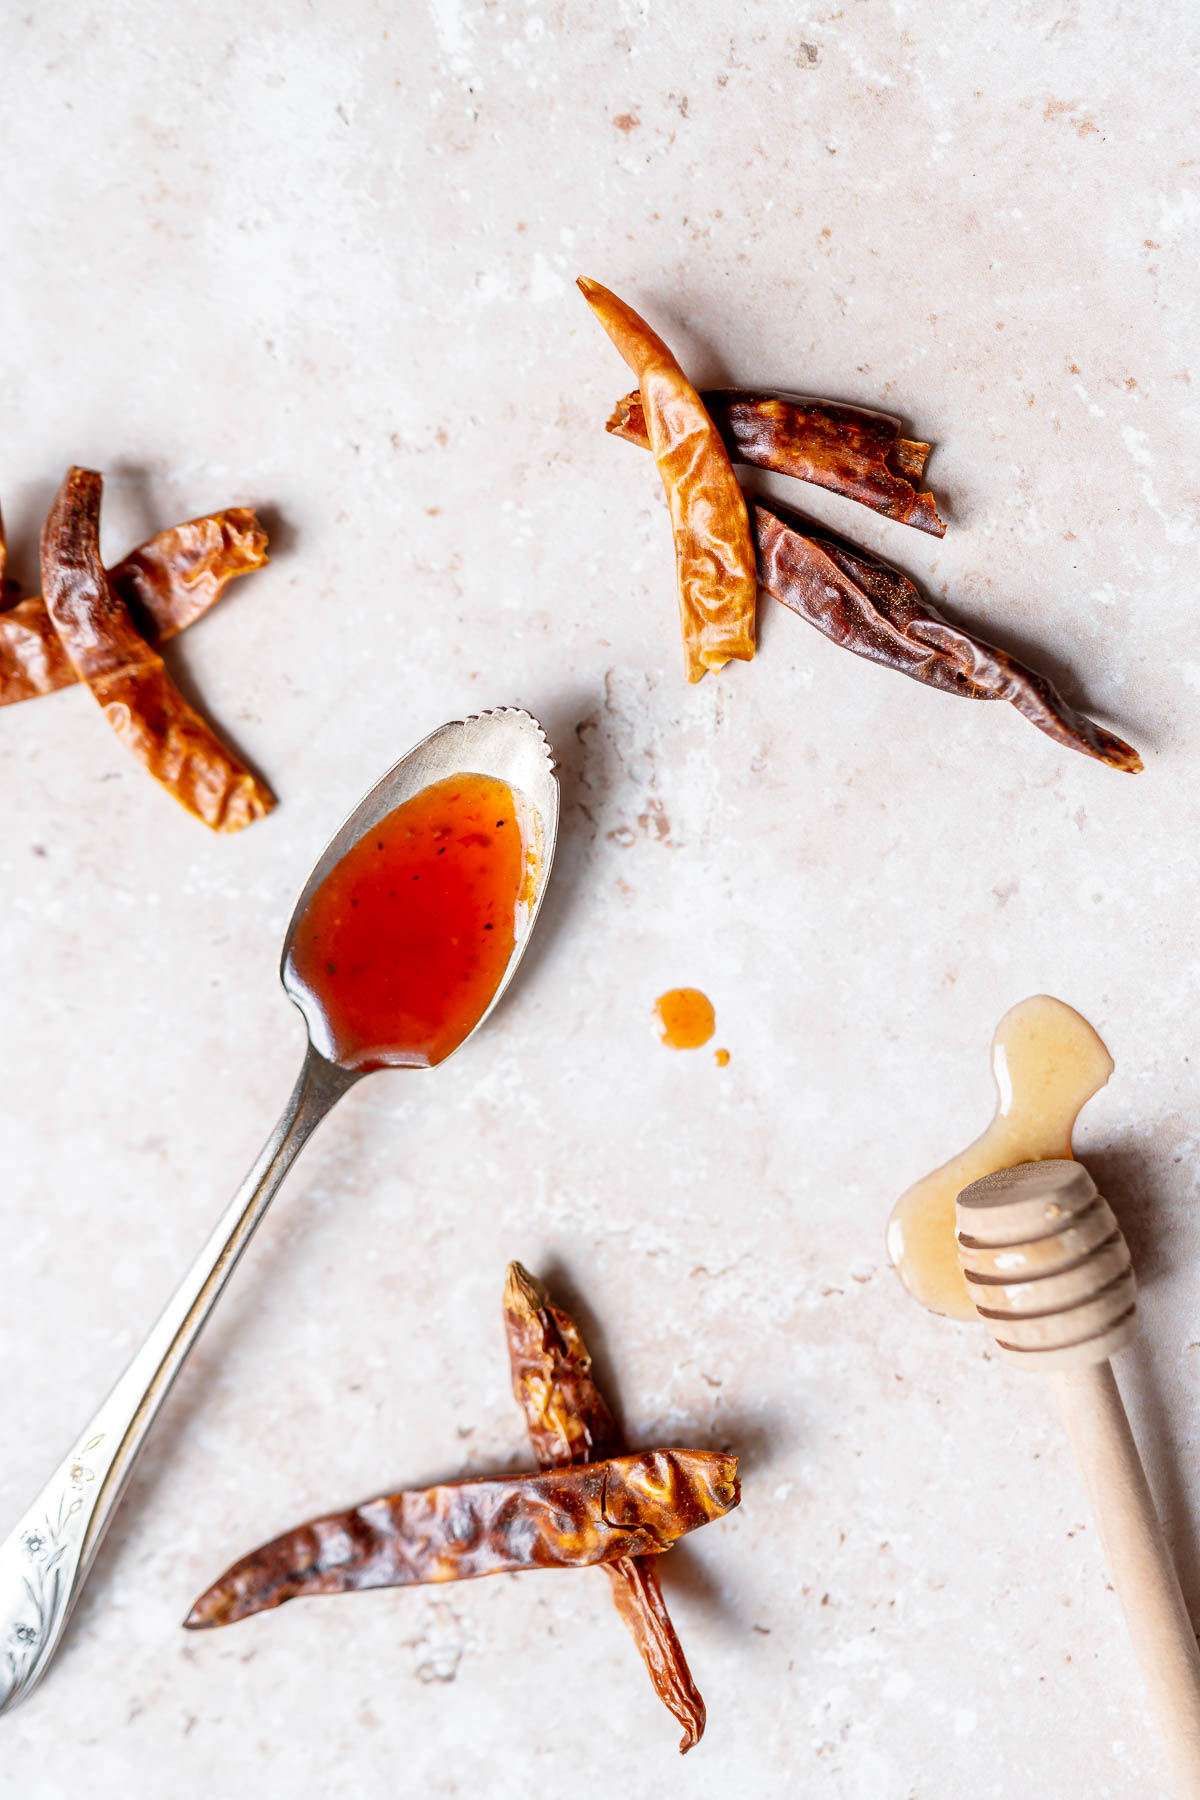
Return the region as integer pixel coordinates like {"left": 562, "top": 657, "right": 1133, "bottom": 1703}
{"left": 957, "top": 1159, "right": 1200, "bottom": 1795}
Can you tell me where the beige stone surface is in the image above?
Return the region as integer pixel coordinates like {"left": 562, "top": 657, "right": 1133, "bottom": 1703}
{"left": 1, "top": 2, "right": 1199, "bottom": 1793}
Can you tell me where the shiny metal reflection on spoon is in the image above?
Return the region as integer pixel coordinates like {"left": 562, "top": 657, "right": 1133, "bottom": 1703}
{"left": 0, "top": 707, "right": 558, "bottom": 1715}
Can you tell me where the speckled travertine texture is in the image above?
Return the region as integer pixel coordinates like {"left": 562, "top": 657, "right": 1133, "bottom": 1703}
{"left": 1, "top": 3, "right": 1198, "bottom": 1795}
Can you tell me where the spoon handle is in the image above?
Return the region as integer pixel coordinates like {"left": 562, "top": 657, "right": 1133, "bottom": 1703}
{"left": 0, "top": 1047, "right": 357, "bottom": 1717}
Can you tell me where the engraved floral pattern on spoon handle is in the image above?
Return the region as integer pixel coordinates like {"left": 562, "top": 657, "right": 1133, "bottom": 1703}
{"left": 0, "top": 1433, "right": 107, "bottom": 1710}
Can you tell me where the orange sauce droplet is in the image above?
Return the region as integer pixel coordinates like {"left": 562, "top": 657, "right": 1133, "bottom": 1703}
{"left": 885, "top": 995, "right": 1113, "bottom": 1320}
{"left": 653, "top": 988, "right": 715, "bottom": 1049}
{"left": 285, "top": 773, "right": 532, "bottom": 1071}
{"left": 713, "top": 1048, "right": 730, "bottom": 1068}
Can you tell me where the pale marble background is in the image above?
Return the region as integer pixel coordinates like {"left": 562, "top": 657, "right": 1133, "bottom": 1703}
{"left": 1, "top": 2, "right": 1198, "bottom": 1794}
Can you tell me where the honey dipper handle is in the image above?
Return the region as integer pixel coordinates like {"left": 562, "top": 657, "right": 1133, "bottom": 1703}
{"left": 1053, "top": 1362, "right": 1200, "bottom": 1797}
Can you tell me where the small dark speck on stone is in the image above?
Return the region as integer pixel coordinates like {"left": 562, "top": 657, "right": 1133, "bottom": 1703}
{"left": 31, "top": 844, "right": 47, "bottom": 856}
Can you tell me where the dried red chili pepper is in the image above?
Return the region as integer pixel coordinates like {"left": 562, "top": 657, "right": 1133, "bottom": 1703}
{"left": 0, "top": 507, "right": 267, "bottom": 708}
{"left": 40, "top": 468, "right": 275, "bottom": 829}
{"left": 0, "top": 504, "right": 15, "bottom": 609}
{"left": 753, "top": 495, "right": 1142, "bottom": 772}
{"left": 578, "top": 277, "right": 757, "bottom": 683}
{"left": 184, "top": 1450, "right": 740, "bottom": 1629}
{"left": 609, "top": 388, "right": 945, "bottom": 537}
{"left": 113, "top": 507, "right": 268, "bottom": 642}
{"left": 504, "top": 1261, "right": 708, "bottom": 1752}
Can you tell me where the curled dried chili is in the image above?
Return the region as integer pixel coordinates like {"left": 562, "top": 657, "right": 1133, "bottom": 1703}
{"left": 1, "top": 507, "right": 267, "bottom": 708}
{"left": 578, "top": 277, "right": 757, "bottom": 683}
{"left": 609, "top": 387, "right": 944, "bottom": 536}
{"left": 753, "top": 496, "right": 1142, "bottom": 772}
{"left": 184, "top": 1450, "right": 739, "bottom": 1628}
{"left": 504, "top": 1261, "right": 708, "bottom": 1753}
{"left": 113, "top": 508, "right": 268, "bottom": 643}
{"left": 40, "top": 468, "right": 275, "bottom": 830}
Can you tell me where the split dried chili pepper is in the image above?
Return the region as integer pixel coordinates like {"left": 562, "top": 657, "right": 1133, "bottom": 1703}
{"left": 609, "top": 388, "right": 945, "bottom": 537}
{"left": 0, "top": 506, "right": 267, "bottom": 707}
{"left": 40, "top": 468, "right": 275, "bottom": 830}
{"left": 753, "top": 495, "right": 1142, "bottom": 772}
{"left": 578, "top": 277, "right": 757, "bottom": 683}
{"left": 504, "top": 1262, "right": 708, "bottom": 1753}
{"left": 184, "top": 1451, "right": 740, "bottom": 1628}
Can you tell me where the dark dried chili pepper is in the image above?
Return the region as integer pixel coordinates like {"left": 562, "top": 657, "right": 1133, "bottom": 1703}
{"left": 0, "top": 506, "right": 266, "bottom": 707}
{"left": 504, "top": 1260, "right": 616, "bottom": 1464}
{"left": 504, "top": 1261, "right": 709, "bottom": 1752}
{"left": 578, "top": 277, "right": 757, "bottom": 683}
{"left": 609, "top": 388, "right": 945, "bottom": 536}
{"left": 40, "top": 469, "right": 275, "bottom": 829}
{"left": 753, "top": 495, "right": 1142, "bottom": 772}
{"left": 184, "top": 1450, "right": 740, "bottom": 1629}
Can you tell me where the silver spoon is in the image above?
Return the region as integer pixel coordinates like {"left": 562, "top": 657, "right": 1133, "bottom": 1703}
{"left": 0, "top": 707, "right": 558, "bottom": 1715}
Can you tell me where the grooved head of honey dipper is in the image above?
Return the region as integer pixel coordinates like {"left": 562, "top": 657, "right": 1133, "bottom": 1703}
{"left": 956, "top": 1161, "right": 1138, "bottom": 1371}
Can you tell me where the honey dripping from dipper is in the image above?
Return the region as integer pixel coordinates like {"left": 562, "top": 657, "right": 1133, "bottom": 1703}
{"left": 885, "top": 995, "right": 1113, "bottom": 1320}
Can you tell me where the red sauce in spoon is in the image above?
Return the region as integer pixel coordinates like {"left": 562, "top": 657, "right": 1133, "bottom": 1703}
{"left": 286, "top": 773, "right": 531, "bottom": 1071}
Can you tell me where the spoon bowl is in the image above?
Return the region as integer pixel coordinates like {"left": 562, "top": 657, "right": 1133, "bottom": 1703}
{"left": 282, "top": 707, "right": 558, "bottom": 1070}
{"left": 0, "top": 707, "right": 558, "bottom": 1715}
